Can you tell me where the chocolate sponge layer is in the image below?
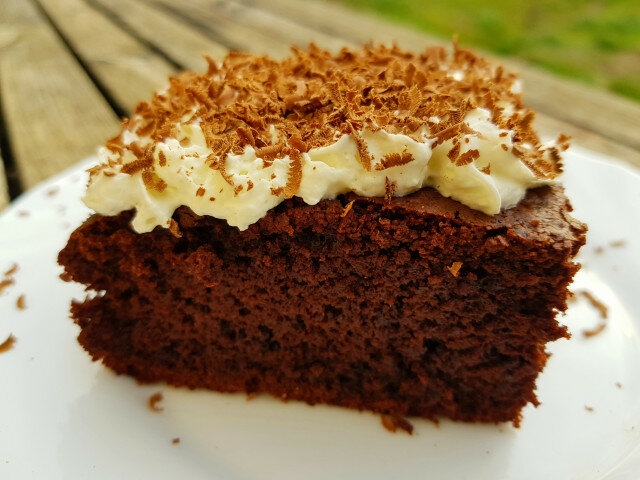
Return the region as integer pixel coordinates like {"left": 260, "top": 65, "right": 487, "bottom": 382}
{"left": 59, "top": 185, "right": 586, "bottom": 425}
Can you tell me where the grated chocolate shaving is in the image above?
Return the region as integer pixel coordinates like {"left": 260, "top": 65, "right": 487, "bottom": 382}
{"left": 0, "top": 278, "right": 14, "bottom": 295}
{"left": 142, "top": 170, "right": 167, "bottom": 192}
{"left": 340, "top": 200, "right": 355, "bottom": 218}
{"left": 447, "top": 141, "right": 461, "bottom": 161}
{"left": 455, "top": 149, "right": 480, "bottom": 166}
{"left": 576, "top": 290, "right": 608, "bottom": 320}
{"left": 91, "top": 43, "right": 564, "bottom": 201}
{"left": 381, "top": 414, "right": 414, "bottom": 434}
{"left": 384, "top": 177, "right": 397, "bottom": 204}
{"left": 447, "top": 261, "right": 463, "bottom": 277}
{"left": 168, "top": 219, "right": 182, "bottom": 238}
{"left": 583, "top": 324, "right": 606, "bottom": 338}
{"left": 283, "top": 149, "right": 303, "bottom": 198}
{"left": 0, "top": 334, "right": 16, "bottom": 354}
{"left": 376, "top": 151, "right": 415, "bottom": 170}
{"left": 557, "top": 134, "right": 571, "bottom": 151}
{"left": 148, "top": 392, "right": 164, "bottom": 412}
{"left": 3, "top": 263, "right": 18, "bottom": 277}
{"left": 574, "top": 289, "right": 608, "bottom": 338}
{"left": 16, "top": 295, "right": 26, "bottom": 310}
{"left": 349, "top": 123, "right": 374, "bottom": 171}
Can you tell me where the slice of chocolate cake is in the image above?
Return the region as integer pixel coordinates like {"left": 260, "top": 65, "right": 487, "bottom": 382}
{"left": 59, "top": 44, "right": 586, "bottom": 425}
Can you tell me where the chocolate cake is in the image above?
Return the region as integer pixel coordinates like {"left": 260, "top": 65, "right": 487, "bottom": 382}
{"left": 58, "top": 43, "right": 586, "bottom": 425}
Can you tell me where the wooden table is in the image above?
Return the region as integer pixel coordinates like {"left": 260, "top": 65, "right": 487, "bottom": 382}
{"left": 2, "top": 0, "right": 640, "bottom": 212}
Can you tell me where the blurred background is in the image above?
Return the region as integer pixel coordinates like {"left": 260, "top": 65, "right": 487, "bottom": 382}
{"left": 342, "top": 0, "right": 640, "bottom": 102}
{"left": 0, "top": 0, "right": 639, "bottom": 213}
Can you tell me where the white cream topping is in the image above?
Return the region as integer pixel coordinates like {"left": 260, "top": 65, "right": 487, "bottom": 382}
{"left": 84, "top": 108, "right": 551, "bottom": 232}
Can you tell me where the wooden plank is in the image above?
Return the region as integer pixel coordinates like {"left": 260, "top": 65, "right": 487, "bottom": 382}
{"left": 198, "top": 0, "right": 348, "bottom": 52}
{"left": 535, "top": 113, "right": 640, "bottom": 169}
{"left": 90, "top": 0, "right": 229, "bottom": 72}
{"left": 145, "top": 0, "right": 338, "bottom": 58}
{"left": 238, "top": 0, "right": 640, "bottom": 156}
{"left": 38, "top": 0, "right": 176, "bottom": 113}
{"left": 0, "top": 0, "right": 120, "bottom": 190}
{"left": 508, "top": 61, "right": 640, "bottom": 154}
{"left": 143, "top": 0, "right": 293, "bottom": 57}
{"left": 233, "top": 0, "right": 443, "bottom": 48}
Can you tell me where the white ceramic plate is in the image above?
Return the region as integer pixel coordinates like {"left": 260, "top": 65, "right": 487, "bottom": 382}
{"left": 0, "top": 148, "right": 639, "bottom": 480}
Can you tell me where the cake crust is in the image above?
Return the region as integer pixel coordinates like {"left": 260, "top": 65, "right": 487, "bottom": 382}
{"left": 59, "top": 185, "right": 586, "bottom": 425}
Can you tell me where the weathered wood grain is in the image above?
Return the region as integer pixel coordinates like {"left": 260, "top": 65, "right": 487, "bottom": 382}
{"left": 143, "top": 0, "right": 291, "bottom": 57}
{"left": 236, "top": 0, "right": 424, "bottom": 47}
{"left": 145, "top": 0, "right": 341, "bottom": 58}
{"left": 91, "top": 0, "right": 229, "bottom": 72}
{"left": 238, "top": 0, "right": 640, "bottom": 158}
{"left": 200, "top": 0, "right": 348, "bottom": 52}
{"left": 0, "top": 0, "right": 119, "bottom": 191}
{"left": 38, "top": 0, "right": 176, "bottom": 113}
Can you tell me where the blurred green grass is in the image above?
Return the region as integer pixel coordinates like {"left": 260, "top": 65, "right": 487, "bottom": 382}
{"left": 338, "top": 0, "right": 640, "bottom": 101}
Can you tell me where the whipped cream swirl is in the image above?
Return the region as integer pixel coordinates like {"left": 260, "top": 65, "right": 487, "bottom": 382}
{"left": 85, "top": 108, "right": 551, "bottom": 232}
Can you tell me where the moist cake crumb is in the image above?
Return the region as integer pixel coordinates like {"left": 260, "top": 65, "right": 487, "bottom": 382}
{"left": 148, "top": 392, "right": 164, "bottom": 412}
{"left": 59, "top": 184, "right": 586, "bottom": 426}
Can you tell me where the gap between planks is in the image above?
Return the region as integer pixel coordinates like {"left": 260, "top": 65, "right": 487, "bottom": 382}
{"left": 36, "top": 0, "right": 176, "bottom": 113}
{"left": 90, "top": 0, "right": 229, "bottom": 73}
{"left": 0, "top": 0, "right": 120, "bottom": 193}
{"left": 0, "top": 152, "right": 9, "bottom": 209}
